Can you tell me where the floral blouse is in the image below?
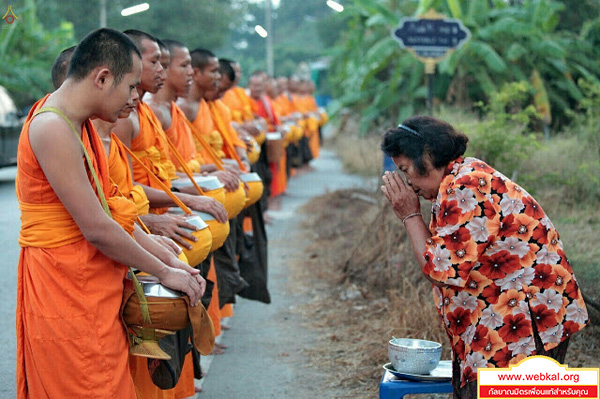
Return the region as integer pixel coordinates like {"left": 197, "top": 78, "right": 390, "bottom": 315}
{"left": 422, "top": 157, "right": 588, "bottom": 387}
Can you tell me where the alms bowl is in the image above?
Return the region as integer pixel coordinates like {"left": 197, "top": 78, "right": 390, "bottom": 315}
{"left": 388, "top": 338, "right": 442, "bottom": 375}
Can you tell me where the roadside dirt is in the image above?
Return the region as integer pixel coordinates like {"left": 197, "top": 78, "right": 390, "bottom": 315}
{"left": 289, "top": 188, "right": 600, "bottom": 398}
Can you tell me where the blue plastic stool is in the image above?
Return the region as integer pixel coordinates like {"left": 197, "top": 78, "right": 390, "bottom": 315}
{"left": 383, "top": 155, "right": 396, "bottom": 173}
{"left": 379, "top": 370, "right": 453, "bottom": 399}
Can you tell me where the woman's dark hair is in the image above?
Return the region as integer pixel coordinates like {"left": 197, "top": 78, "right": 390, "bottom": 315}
{"left": 380, "top": 115, "right": 468, "bottom": 175}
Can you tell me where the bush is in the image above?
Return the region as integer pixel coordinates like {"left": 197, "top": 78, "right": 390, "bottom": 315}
{"left": 441, "top": 82, "right": 542, "bottom": 179}
{"left": 519, "top": 79, "right": 600, "bottom": 205}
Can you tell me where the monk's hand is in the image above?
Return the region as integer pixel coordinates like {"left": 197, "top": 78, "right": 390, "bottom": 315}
{"left": 244, "top": 123, "right": 260, "bottom": 137}
{"left": 181, "top": 194, "right": 228, "bottom": 224}
{"left": 162, "top": 255, "right": 206, "bottom": 297}
{"left": 149, "top": 234, "right": 181, "bottom": 256}
{"left": 158, "top": 267, "right": 205, "bottom": 306}
{"left": 140, "top": 213, "right": 198, "bottom": 250}
{"left": 200, "top": 163, "right": 218, "bottom": 174}
{"left": 223, "top": 162, "right": 242, "bottom": 177}
{"left": 381, "top": 171, "right": 420, "bottom": 222}
{"left": 211, "top": 170, "right": 240, "bottom": 192}
{"left": 242, "top": 160, "right": 251, "bottom": 173}
{"left": 241, "top": 134, "right": 253, "bottom": 147}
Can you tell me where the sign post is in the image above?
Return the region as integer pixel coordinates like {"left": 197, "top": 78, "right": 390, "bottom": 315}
{"left": 392, "top": 9, "right": 471, "bottom": 115}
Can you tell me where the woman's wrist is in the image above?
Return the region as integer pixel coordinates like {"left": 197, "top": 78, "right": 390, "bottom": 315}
{"left": 402, "top": 212, "right": 422, "bottom": 224}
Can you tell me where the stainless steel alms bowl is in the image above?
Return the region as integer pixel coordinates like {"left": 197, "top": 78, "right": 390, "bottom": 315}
{"left": 127, "top": 274, "right": 184, "bottom": 298}
{"left": 388, "top": 338, "right": 442, "bottom": 375}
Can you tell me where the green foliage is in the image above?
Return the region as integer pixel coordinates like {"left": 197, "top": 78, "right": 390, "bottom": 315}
{"left": 510, "top": 79, "right": 600, "bottom": 205}
{"left": 0, "top": 0, "right": 75, "bottom": 108}
{"left": 326, "top": 0, "right": 424, "bottom": 135}
{"left": 38, "top": 0, "right": 238, "bottom": 50}
{"left": 327, "top": 0, "right": 600, "bottom": 134}
{"left": 461, "top": 82, "right": 542, "bottom": 178}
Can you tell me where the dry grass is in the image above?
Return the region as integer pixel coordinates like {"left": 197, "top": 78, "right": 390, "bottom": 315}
{"left": 292, "top": 114, "right": 600, "bottom": 398}
{"left": 330, "top": 134, "right": 383, "bottom": 178}
{"left": 290, "top": 190, "right": 451, "bottom": 398}
{"left": 327, "top": 113, "right": 384, "bottom": 178}
{"left": 289, "top": 191, "right": 599, "bottom": 398}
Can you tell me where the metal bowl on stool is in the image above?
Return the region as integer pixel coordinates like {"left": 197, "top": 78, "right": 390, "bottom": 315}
{"left": 388, "top": 338, "right": 442, "bottom": 375}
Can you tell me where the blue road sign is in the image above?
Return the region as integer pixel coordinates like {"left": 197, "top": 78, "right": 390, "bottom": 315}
{"left": 392, "top": 16, "right": 470, "bottom": 59}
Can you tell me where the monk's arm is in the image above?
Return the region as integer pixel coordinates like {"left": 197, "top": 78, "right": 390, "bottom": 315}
{"left": 177, "top": 98, "right": 194, "bottom": 122}
{"left": 113, "top": 114, "right": 134, "bottom": 148}
{"left": 132, "top": 225, "right": 205, "bottom": 296}
{"left": 235, "top": 146, "right": 251, "bottom": 171}
{"left": 149, "top": 102, "right": 171, "bottom": 131}
{"left": 138, "top": 184, "right": 227, "bottom": 222}
{"left": 29, "top": 117, "right": 204, "bottom": 304}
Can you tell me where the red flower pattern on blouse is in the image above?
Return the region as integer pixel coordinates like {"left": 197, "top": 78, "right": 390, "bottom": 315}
{"left": 422, "top": 157, "right": 588, "bottom": 387}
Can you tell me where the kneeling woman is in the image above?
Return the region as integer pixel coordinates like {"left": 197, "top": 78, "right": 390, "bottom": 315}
{"left": 380, "top": 115, "right": 589, "bottom": 399}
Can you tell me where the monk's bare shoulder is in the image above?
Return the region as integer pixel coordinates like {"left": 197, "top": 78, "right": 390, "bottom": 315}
{"left": 113, "top": 112, "right": 135, "bottom": 146}
{"left": 29, "top": 113, "right": 82, "bottom": 160}
{"left": 147, "top": 99, "right": 171, "bottom": 130}
{"left": 177, "top": 98, "right": 196, "bottom": 121}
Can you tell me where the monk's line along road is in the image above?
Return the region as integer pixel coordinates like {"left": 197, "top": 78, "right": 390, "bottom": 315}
{"left": 0, "top": 146, "right": 376, "bottom": 398}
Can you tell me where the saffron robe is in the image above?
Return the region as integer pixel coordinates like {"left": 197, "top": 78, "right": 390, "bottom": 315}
{"left": 222, "top": 86, "right": 254, "bottom": 123}
{"left": 209, "top": 99, "right": 247, "bottom": 159}
{"left": 132, "top": 101, "right": 177, "bottom": 188}
{"left": 16, "top": 95, "right": 138, "bottom": 399}
{"left": 108, "top": 133, "right": 150, "bottom": 215}
{"left": 252, "top": 95, "right": 287, "bottom": 197}
{"left": 165, "top": 102, "right": 202, "bottom": 174}
{"left": 291, "top": 94, "right": 320, "bottom": 159}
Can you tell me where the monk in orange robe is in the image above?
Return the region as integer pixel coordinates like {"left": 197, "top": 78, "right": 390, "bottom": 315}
{"left": 112, "top": 31, "right": 227, "bottom": 253}
{"left": 289, "top": 77, "right": 321, "bottom": 160}
{"left": 51, "top": 32, "right": 213, "bottom": 399}
{"left": 217, "top": 60, "right": 272, "bottom": 309}
{"left": 73, "top": 36, "right": 212, "bottom": 399}
{"left": 16, "top": 29, "right": 205, "bottom": 399}
{"left": 179, "top": 48, "right": 256, "bottom": 352}
{"left": 148, "top": 41, "right": 248, "bottom": 382}
{"left": 143, "top": 39, "right": 200, "bottom": 175}
{"left": 248, "top": 72, "right": 290, "bottom": 197}
{"left": 220, "top": 62, "right": 270, "bottom": 210}
{"left": 221, "top": 62, "right": 266, "bottom": 147}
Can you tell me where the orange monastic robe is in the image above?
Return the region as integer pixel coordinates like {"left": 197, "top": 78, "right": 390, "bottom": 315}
{"left": 252, "top": 96, "right": 287, "bottom": 197}
{"left": 209, "top": 99, "right": 247, "bottom": 160}
{"left": 222, "top": 86, "right": 254, "bottom": 123}
{"left": 206, "top": 257, "right": 222, "bottom": 337}
{"left": 292, "top": 94, "right": 320, "bottom": 159}
{"left": 133, "top": 101, "right": 177, "bottom": 188}
{"left": 191, "top": 99, "right": 227, "bottom": 162}
{"left": 16, "top": 95, "right": 138, "bottom": 399}
{"left": 108, "top": 133, "right": 150, "bottom": 215}
{"left": 129, "top": 353, "right": 194, "bottom": 399}
{"left": 164, "top": 102, "right": 202, "bottom": 174}
{"left": 109, "top": 126, "right": 194, "bottom": 399}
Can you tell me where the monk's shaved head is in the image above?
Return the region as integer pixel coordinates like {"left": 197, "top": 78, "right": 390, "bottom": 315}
{"left": 51, "top": 46, "right": 75, "bottom": 90}
{"left": 218, "top": 58, "right": 236, "bottom": 82}
{"left": 162, "top": 39, "right": 186, "bottom": 56}
{"left": 156, "top": 38, "right": 168, "bottom": 53}
{"left": 123, "top": 29, "right": 157, "bottom": 54}
{"left": 67, "top": 28, "right": 141, "bottom": 85}
{"left": 190, "top": 48, "right": 216, "bottom": 71}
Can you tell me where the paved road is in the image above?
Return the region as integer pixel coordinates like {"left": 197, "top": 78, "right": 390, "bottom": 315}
{"left": 199, "top": 149, "right": 369, "bottom": 398}
{"left": 0, "top": 148, "right": 372, "bottom": 398}
{"left": 0, "top": 166, "right": 21, "bottom": 398}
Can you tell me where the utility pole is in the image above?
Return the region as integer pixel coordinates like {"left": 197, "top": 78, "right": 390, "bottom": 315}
{"left": 265, "top": 0, "right": 274, "bottom": 76}
{"left": 100, "top": 0, "right": 106, "bottom": 27}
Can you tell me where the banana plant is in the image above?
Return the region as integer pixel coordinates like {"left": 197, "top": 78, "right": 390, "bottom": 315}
{"left": 0, "top": 0, "right": 75, "bottom": 108}
{"left": 327, "top": 0, "right": 600, "bottom": 133}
